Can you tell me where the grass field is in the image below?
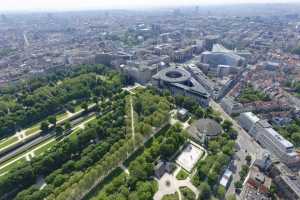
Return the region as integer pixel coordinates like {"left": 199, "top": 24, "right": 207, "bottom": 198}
{"left": 25, "top": 112, "right": 68, "bottom": 136}
{"left": 56, "top": 112, "right": 69, "bottom": 121}
{"left": 176, "top": 169, "right": 189, "bottom": 180}
{"left": 34, "top": 140, "right": 56, "bottom": 156}
{"left": 0, "top": 157, "right": 26, "bottom": 175}
{"left": 74, "top": 105, "right": 83, "bottom": 112}
{"left": 162, "top": 192, "right": 179, "bottom": 200}
{"left": 25, "top": 124, "right": 40, "bottom": 136}
{"left": 0, "top": 138, "right": 58, "bottom": 176}
{"left": 0, "top": 108, "right": 97, "bottom": 176}
{"left": 0, "top": 136, "right": 18, "bottom": 150}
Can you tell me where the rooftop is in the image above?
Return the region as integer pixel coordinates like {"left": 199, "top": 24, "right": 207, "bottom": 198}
{"left": 265, "top": 127, "right": 294, "bottom": 149}
{"left": 243, "top": 112, "right": 260, "bottom": 123}
{"left": 175, "top": 143, "right": 203, "bottom": 172}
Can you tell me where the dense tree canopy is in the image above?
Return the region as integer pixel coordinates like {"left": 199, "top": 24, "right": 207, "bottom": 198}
{"left": 0, "top": 74, "right": 125, "bottom": 200}
{"left": 236, "top": 84, "right": 270, "bottom": 103}
{"left": 0, "top": 65, "right": 123, "bottom": 138}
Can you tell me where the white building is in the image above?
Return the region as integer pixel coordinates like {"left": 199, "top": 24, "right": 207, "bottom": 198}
{"left": 220, "top": 168, "right": 233, "bottom": 189}
{"left": 201, "top": 51, "right": 245, "bottom": 67}
{"left": 238, "top": 112, "right": 260, "bottom": 132}
{"left": 238, "top": 112, "right": 300, "bottom": 167}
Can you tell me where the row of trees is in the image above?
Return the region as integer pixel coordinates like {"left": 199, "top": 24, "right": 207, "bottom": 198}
{"left": 0, "top": 87, "right": 125, "bottom": 199}
{"left": 11, "top": 93, "right": 126, "bottom": 200}
{"left": 234, "top": 157, "right": 251, "bottom": 192}
{"left": 0, "top": 64, "right": 123, "bottom": 138}
{"left": 194, "top": 137, "right": 235, "bottom": 199}
{"left": 92, "top": 126, "right": 186, "bottom": 200}
{"left": 12, "top": 89, "right": 172, "bottom": 200}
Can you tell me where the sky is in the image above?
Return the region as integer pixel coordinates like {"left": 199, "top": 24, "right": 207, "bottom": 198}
{"left": 0, "top": 0, "right": 299, "bottom": 12}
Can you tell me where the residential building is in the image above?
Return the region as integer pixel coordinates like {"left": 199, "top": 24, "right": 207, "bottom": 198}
{"left": 270, "top": 163, "right": 300, "bottom": 200}
{"left": 240, "top": 166, "right": 272, "bottom": 200}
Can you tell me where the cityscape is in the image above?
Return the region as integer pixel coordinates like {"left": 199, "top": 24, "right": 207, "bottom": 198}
{"left": 0, "top": 1, "right": 300, "bottom": 200}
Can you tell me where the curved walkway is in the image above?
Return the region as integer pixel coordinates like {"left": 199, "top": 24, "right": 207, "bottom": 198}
{"left": 153, "top": 167, "right": 199, "bottom": 200}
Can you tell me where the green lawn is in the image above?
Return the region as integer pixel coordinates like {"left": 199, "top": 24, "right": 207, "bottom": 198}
{"left": 0, "top": 136, "right": 18, "bottom": 150}
{"left": 131, "top": 86, "right": 144, "bottom": 94}
{"left": 0, "top": 138, "right": 57, "bottom": 175}
{"left": 74, "top": 105, "right": 83, "bottom": 112}
{"left": 0, "top": 157, "right": 26, "bottom": 175}
{"left": 34, "top": 140, "right": 56, "bottom": 156}
{"left": 25, "top": 112, "right": 68, "bottom": 136}
{"left": 162, "top": 192, "right": 179, "bottom": 200}
{"left": 68, "top": 128, "right": 81, "bottom": 141}
{"left": 0, "top": 126, "right": 83, "bottom": 175}
{"left": 97, "top": 75, "right": 107, "bottom": 81}
{"left": 85, "top": 117, "right": 97, "bottom": 127}
{"left": 25, "top": 124, "right": 40, "bottom": 136}
{"left": 179, "top": 186, "right": 196, "bottom": 200}
{"left": 176, "top": 169, "right": 189, "bottom": 180}
{"left": 56, "top": 112, "right": 69, "bottom": 121}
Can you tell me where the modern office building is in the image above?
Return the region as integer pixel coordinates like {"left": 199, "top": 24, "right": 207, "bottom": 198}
{"left": 204, "top": 35, "right": 219, "bottom": 51}
{"left": 238, "top": 112, "right": 300, "bottom": 167}
{"left": 201, "top": 51, "right": 245, "bottom": 67}
{"left": 121, "top": 63, "right": 162, "bottom": 84}
{"left": 152, "top": 66, "right": 210, "bottom": 107}
{"left": 238, "top": 112, "right": 260, "bottom": 133}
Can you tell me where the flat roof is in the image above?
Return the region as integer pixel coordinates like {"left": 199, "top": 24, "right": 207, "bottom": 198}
{"left": 178, "top": 108, "right": 188, "bottom": 115}
{"left": 257, "top": 120, "right": 271, "bottom": 128}
{"left": 281, "top": 175, "right": 300, "bottom": 196}
{"left": 220, "top": 169, "right": 232, "bottom": 187}
{"left": 153, "top": 67, "right": 191, "bottom": 83}
{"left": 176, "top": 143, "right": 203, "bottom": 172}
{"left": 266, "top": 128, "right": 294, "bottom": 149}
{"left": 243, "top": 112, "right": 260, "bottom": 123}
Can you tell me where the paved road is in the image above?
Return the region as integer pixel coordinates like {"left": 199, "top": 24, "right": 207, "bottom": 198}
{"left": 0, "top": 138, "right": 55, "bottom": 174}
{"left": 209, "top": 100, "right": 264, "bottom": 198}
{"left": 0, "top": 111, "right": 96, "bottom": 166}
{"left": 0, "top": 133, "right": 52, "bottom": 164}
{"left": 0, "top": 102, "right": 97, "bottom": 154}
{"left": 210, "top": 100, "right": 262, "bottom": 157}
{"left": 130, "top": 96, "right": 136, "bottom": 147}
{"left": 0, "top": 112, "right": 97, "bottom": 176}
{"left": 153, "top": 166, "right": 199, "bottom": 200}
{"left": 23, "top": 32, "right": 30, "bottom": 46}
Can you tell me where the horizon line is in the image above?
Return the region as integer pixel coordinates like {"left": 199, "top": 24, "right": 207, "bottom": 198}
{"left": 1, "top": 2, "right": 300, "bottom": 14}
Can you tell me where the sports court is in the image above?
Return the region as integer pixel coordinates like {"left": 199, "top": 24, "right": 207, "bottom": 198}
{"left": 175, "top": 143, "right": 203, "bottom": 172}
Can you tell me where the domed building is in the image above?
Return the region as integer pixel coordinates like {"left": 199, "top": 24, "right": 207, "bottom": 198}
{"left": 188, "top": 118, "right": 222, "bottom": 143}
